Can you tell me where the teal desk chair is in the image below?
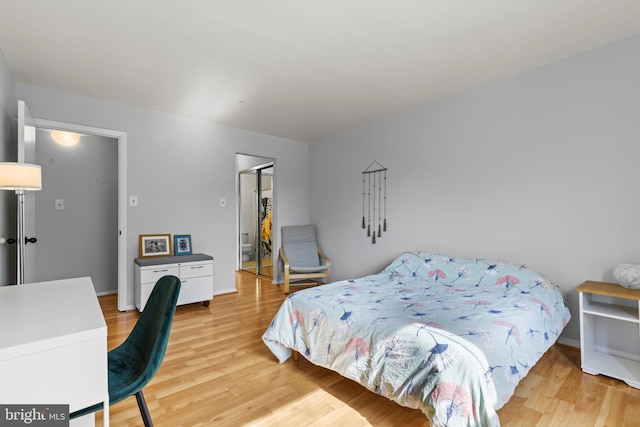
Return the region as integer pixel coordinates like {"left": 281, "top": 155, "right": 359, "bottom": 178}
{"left": 71, "top": 275, "right": 182, "bottom": 427}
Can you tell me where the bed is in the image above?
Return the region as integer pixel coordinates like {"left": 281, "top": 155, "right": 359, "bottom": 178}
{"left": 262, "top": 251, "right": 571, "bottom": 426}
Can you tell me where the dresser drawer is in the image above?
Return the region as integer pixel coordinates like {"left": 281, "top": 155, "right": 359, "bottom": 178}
{"left": 139, "top": 265, "right": 179, "bottom": 284}
{"left": 180, "top": 262, "right": 213, "bottom": 279}
{"left": 178, "top": 276, "right": 213, "bottom": 305}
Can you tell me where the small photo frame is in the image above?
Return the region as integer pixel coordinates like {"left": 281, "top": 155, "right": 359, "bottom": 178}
{"left": 174, "top": 234, "right": 192, "bottom": 255}
{"left": 139, "top": 234, "right": 172, "bottom": 258}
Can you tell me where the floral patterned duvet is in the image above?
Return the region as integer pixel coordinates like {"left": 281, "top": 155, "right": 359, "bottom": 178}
{"left": 262, "top": 251, "right": 571, "bottom": 426}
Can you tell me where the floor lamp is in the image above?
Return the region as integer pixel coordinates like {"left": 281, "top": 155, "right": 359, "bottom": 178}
{"left": 0, "top": 162, "right": 42, "bottom": 285}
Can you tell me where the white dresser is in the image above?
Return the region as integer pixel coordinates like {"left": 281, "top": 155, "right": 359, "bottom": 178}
{"left": 134, "top": 254, "right": 213, "bottom": 311}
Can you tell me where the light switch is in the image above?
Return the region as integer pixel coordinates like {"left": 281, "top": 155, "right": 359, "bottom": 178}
{"left": 219, "top": 197, "right": 227, "bottom": 208}
{"left": 55, "top": 199, "right": 64, "bottom": 210}
{"left": 129, "top": 195, "right": 139, "bottom": 207}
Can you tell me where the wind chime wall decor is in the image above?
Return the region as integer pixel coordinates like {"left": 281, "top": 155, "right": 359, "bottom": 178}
{"left": 362, "top": 160, "right": 388, "bottom": 244}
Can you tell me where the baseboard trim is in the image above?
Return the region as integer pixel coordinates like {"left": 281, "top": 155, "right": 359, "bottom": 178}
{"left": 214, "top": 287, "right": 238, "bottom": 296}
{"left": 557, "top": 336, "right": 579, "bottom": 349}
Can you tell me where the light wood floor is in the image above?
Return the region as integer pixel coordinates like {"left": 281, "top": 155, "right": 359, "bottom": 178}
{"left": 95, "top": 272, "right": 640, "bottom": 426}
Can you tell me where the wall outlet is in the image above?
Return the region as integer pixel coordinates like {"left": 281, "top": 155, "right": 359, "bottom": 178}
{"left": 129, "top": 195, "right": 139, "bottom": 207}
{"left": 55, "top": 199, "right": 64, "bottom": 210}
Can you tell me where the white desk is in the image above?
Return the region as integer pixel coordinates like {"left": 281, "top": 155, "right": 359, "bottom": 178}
{"left": 0, "top": 277, "right": 109, "bottom": 426}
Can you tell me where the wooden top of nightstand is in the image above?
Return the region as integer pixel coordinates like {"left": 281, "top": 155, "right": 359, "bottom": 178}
{"left": 577, "top": 280, "right": 640, "bottom": 300}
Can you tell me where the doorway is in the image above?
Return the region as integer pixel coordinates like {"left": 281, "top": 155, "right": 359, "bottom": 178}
{"left": 33, "top": 128, "right": 118, "bottom": 294}
{"left": 237, "top": 155, "right": 274, "bottom": 278}
{"left": 17, "top": 100, "right": 128, "bottom": 310}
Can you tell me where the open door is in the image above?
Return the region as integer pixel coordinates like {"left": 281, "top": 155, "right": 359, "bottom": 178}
{"left": 16, "top": 100, "right": 37, "bottom": 284}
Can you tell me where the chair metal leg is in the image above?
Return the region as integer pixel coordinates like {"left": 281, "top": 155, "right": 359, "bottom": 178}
{"left": 135, "top": 390, "right": 153, "bottom": 427}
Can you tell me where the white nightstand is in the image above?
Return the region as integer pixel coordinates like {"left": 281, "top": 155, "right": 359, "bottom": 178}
{"left": 577, "top": 280, "right": 640, "bottom": 388}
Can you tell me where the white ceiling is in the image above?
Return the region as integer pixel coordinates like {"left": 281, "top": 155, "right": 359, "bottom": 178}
{"left": 1, "top": 1, "right": 640, "bottom": 143}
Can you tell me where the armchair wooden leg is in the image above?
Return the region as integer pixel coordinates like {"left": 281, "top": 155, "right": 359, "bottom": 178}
{"left": 135, "top": 390, "right": 154, "bottom": 427}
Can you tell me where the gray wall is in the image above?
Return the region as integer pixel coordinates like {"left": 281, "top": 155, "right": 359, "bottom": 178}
{"left": 34, "top": 129, "right": 118, "bottom": 293}
{"left": 309, "top": 34, "right": 640, "bottom": 346}
{"left": 0, "top": 49, "right": 16, "bottom": 285}
{"left": 16, "top": 84, "right": 310, "bottom": 307}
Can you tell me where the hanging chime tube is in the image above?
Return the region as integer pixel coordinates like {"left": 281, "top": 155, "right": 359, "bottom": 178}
{"left": 377, "top": 170, "right": 382, "bottom": 237}
{"left": 372, "top": 171, "right": 377, "bottom": 243}
{"left": 362, "top": 173, "right": 366, "bottom": 229}
{"left": 367, "top": 172, "right": 371, "bottom": 236}
{"left": 383, "top": 170, "right": 387, "bottom": 232}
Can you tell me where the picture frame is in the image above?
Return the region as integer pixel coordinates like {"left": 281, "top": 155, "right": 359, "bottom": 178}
{"left": 139, "top": 234, "right": 172, "bottom": 258}
{"left": 174, "top": 234, "right": 192, "bottom": 255}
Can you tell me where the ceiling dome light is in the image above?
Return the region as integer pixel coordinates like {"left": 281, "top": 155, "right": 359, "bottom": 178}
{"left": 50, "top": 130, "right": 81, "bottom": 146}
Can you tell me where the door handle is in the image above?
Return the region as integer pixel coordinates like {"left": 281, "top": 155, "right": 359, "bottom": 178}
{"left": 3, "top": 237, "right": 36, "bottom": 244}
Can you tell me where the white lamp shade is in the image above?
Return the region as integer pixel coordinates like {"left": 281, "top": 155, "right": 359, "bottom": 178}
{"left": 0, "top": 162, "right": 42, "bottom": 191}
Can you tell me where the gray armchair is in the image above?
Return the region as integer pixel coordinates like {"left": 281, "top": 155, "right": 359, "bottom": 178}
{"left": 279, "top": 225, "right": 331, "bottom": 294}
